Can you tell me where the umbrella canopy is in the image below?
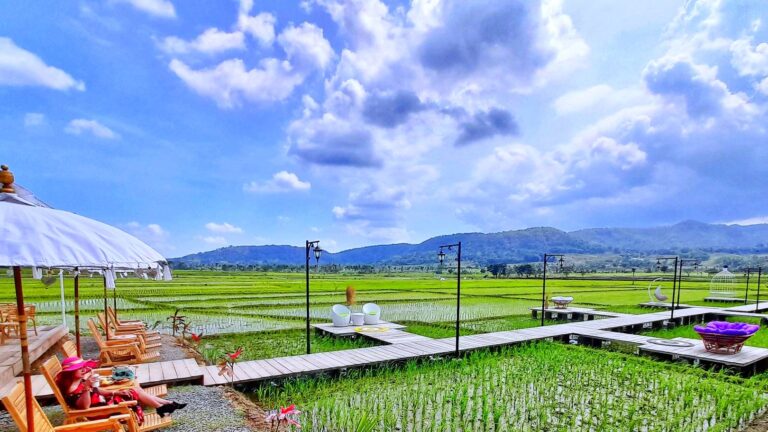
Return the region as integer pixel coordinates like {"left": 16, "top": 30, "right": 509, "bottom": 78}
{"left": 0, "top": 199, "right": 166, "bottom": 269}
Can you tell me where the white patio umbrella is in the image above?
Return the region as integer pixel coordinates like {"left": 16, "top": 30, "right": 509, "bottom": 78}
{"left": 0, "top": 164, "right": 169, "bottom": 430}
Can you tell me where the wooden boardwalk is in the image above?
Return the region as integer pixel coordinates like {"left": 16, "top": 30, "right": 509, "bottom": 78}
{"left": 726, "top": 302, "right": 768, "bottom": 313}
{"left": 529, "top": 306, "right": 632, "bottom": 321}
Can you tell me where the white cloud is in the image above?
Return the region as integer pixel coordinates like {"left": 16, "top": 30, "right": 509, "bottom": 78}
{"left": 123, "top": 222, "right": 173, "bottom": 253}
{"left": 237, "top": 13, "right": 276, "bottom": 47}
{"left": 553, "top": 85, "right": 650, "bottom": 116}
{"left": 160, "top": 28, "right": 245, "bottom": 55}
{"left": 24, "top": 113, "right": 45, "bottom": 128}
{"left": 200, "top": 236, "right": 227, "bottom": 245}
{"left": 163, "top": 1, "right": 331, "bottom": 107}
{"left": 205, "top": 222, "right": 243, "bottom": 233}
{"left": 758, "top": 76, "right": 768, "bottom": 95}
{"left": 0, "top": 37, "right": 85, "bottom": 91}
{"left": 169, "top": 58, "right": 304, "bottom": 108}
{"left": 277, "top": 22, "right": 335, "bottom": 70}
{"left": 114, "top": 0, "right": 176, "bottom": 19}
{"left": 64, "top": 119, "right": 119, "bottom": 139}
{"left": 724, "top": 216, "right": 768, "bottom": 226}
{"left": 730, "top": 36, "right": 768, "bottom": 76}
{"left": 243, "top": 171, "right": 311, "bottom": 193}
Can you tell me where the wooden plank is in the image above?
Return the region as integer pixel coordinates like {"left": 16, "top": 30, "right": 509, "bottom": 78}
{"left": 148, "top": 361, "right": 164, "bottom": 383}
{"left": 161, "top": 360, "right": 179, "bottom": 382}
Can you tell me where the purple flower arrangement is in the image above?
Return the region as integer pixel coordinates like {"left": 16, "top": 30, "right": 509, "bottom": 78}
{"left": 694, "top": 321, "right": 759, "bottom": 354}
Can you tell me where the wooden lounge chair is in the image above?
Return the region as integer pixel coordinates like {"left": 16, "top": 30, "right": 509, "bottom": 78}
{"left": 87, "top": 319, "right": 160, "bottom": 366}
{"left": 41, "top": 357, "right": 171, "bottom": 431}
{"left": 99, "top": 313, "right": 161, "bottom": 343}
{"left": 108, "top": 307, "right": 147, "bottom": 327}
{"left": 97, "top": 314, "right": 161, "bottom": 353}
{"left": 40, "top": 357, "right": 136, "bottom": 424}
{"left": 48, "top": 348, "right": 168, "bottom": 398}
{"left": 1, "top": 380, "right": 130, "bottom": 432}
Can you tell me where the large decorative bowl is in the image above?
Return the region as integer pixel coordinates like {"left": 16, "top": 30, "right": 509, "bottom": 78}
{"left": 551, "top": 296, "right": 573, "bottom": 309}
{"left": 693, "top": 321, "right": 759, "bottom": 354}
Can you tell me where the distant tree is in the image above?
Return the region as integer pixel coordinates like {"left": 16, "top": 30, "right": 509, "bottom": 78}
{"left": 514, "top": 264, "right": 535, "bottom": 278}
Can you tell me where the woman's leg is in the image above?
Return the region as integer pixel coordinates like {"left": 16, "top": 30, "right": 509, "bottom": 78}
{"left": 130, "top": 386, "right": 171, "bottom": 408}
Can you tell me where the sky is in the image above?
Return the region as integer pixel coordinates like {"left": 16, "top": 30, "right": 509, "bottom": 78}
{"left": 1, "top": 0, "right": 768, "bottom": 257}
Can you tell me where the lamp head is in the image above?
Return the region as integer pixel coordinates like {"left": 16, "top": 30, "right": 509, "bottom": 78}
{"left": 437, "top": 249, "right": 446, "bottom": 265}
{"left": 313, "top": 246, "right": 323, "bottom": 261}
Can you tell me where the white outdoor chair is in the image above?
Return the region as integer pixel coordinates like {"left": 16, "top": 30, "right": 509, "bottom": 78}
{"left": 332, "top": 304, "right": 351, "bottom": 327}
{"left": 654, "top": 286, "right": 668, "bottom": 302}
{"left": 362, "top": 303, "right": 381, "bottom": 324}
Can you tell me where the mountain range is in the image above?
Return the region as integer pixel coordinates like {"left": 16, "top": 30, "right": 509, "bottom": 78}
{"left": 170, "top": 221, "right": 768, "bottom": 267}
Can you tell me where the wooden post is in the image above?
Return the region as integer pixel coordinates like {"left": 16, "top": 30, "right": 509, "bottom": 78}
{"left": 13, "top": 266, "right": 34, "bottom": 431}
{"left": 74, "top": 268, "right": 81, "bottom": 357}
{"left": 103, "top": 275, "right": 109, "bottom": 341}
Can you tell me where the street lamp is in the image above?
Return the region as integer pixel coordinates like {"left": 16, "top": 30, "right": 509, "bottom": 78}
{"left": 655, "top": 256, "right": 679, "bottom": 320}
{"left": 305, "top": 240, "right": 322, "bottom": 354}
{"left": 631, "top": 268, "right": 636, "bottom": 285}
{"left": 744, "top": 267, "right": 763, "bottom": 307}
{"left": 541, "top": 254, "right": 564, "bottom": 327}
{"left": 437, "top": 241, "right": 461, "bottom": 357}
{"left": 674, "top": 259, "right": 698, "bottom": 314}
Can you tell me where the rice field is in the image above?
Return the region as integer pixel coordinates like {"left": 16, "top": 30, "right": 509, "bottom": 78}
{"left": 255, "top": 343, "right": 768, "bottom": 432}
{"left": 1, "top": 269, "right": 757, "bottom": 340}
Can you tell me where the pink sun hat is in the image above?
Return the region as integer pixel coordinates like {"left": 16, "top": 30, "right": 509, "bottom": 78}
{"left": 61, "top": 357, "right": 100, "bottom": 372}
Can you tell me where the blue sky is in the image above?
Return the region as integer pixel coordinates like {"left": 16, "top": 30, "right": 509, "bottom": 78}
{"left": 2, "top": 0, "right": 768, "bottom": 257}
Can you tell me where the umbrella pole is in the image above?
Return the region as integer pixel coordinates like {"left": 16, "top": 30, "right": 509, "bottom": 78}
{"left": 74, "top": 269, "right": 81, "bottom": 357}
{"left": 59, "top": 270, "right": 66, "bottom": 326}
{"left": 103, "top": 276, "right": 109, "bottom": 341}
{"left": 13, "top": 266, "right": 34, "bottom": 431}
{"left": 113, "top": 286, "right": 117, "bottom": 322}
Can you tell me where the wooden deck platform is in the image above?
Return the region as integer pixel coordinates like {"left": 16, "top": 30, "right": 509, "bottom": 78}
{"left": 1, "top": 358, "right": 204, "bottom": 400}
{"left": 312, "top": 321, "right": 406, "bottom": 336}
{"left": 0, "top": 325, "right": 68, "bottom": 385}
{"left": 639, "top": 337, "right": 768, "bottom": 373}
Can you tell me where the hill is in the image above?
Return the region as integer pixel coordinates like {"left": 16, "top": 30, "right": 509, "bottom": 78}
{"left": 170, "top": 221, "right": 768, "bottom": 267}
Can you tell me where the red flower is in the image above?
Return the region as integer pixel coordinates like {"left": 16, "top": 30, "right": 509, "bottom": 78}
{"left": 191, "top": 332, "right": 203, "bottom": 342}
{"left": 228, "top": 347, "right": 243, "bottom": 361}
{"left": 280, "top": 405, "right": 296, "bottom": 415}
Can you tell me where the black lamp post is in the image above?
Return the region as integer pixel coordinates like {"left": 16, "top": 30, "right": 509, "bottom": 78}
{"left": 754, "top": 267, "right": 764, "bottom": 313}
{"left": 438, "top": 241, "right": 461, "bottom": 357}
{"left": 541, "top": 254, "right": 564, "bottom": 327}
{"left": 675, "top": 259, "right": 698, "bottom": 314}
{"left": 744, "top": 267, "right": 763, "bottom": 307}
{"left": 305, "top": 240, "right": 322, "bottom": 354}
{"left": 631, "top": 268, "right": 636, "bottom": 285}
{"left": 655, "top": 256, "right": 679, "bottom": 320}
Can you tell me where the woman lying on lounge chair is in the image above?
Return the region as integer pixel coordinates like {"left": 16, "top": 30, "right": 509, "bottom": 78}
{"left": 55, "top": 357, "right": 186, "bottom": 424}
